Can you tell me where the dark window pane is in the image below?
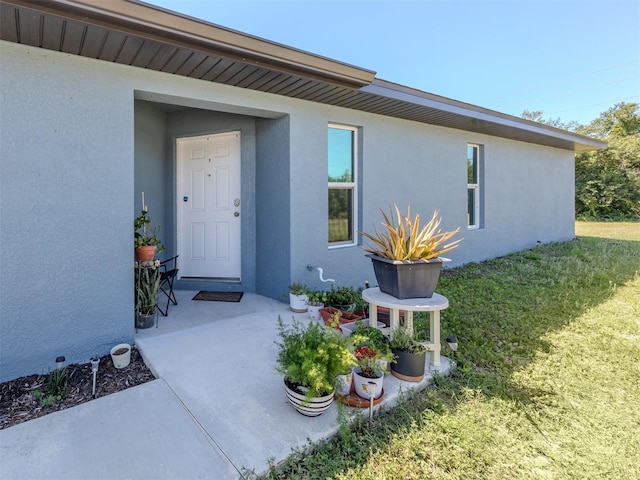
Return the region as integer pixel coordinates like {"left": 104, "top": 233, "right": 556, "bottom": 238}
{"left": 468, "top": 188, "right": 476, "bottom": 226}
{"left": 467, "top": 145, "right": 477, "bottom": 184}
{"left": 328, "top": 128, "right": 354, "bottom": 182}
{"left": 328, "top": 188, "right": 353, "bottom": 243}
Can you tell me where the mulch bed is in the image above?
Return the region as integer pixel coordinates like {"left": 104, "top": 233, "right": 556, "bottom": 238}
{"left": 0, "top": 346, "right": 155, "bottom": 430}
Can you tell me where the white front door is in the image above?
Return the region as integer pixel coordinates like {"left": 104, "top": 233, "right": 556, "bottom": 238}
{"left": 177, "top": 132, "right": 241, "bottom": 280}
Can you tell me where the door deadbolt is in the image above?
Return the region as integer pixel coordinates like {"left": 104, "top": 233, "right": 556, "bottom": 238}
{"left": 234, "top": 211, "right": 240, "bottom": 217}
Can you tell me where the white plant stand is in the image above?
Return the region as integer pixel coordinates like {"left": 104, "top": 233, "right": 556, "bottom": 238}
{"left": 361, "top": 287, "right": 449, "bottom": 368}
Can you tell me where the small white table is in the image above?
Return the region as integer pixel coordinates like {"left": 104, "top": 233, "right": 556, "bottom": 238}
{"left": 362, "top": 287, "right": 449, "bottom": 368}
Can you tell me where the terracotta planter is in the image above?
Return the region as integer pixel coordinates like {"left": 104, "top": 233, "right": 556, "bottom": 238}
{"left": 390, "top": 348, "right": 427, "bottom": 382}
{"left": 319, "top": 307, "right": 362, "bottom": 328}
{"left": 135, "top": 245, "right": 157, "bottom": 261}
{"left": 283, "top": 379, "right": 334, "bottom": 417}
{"left": 376, "top": 306, "right": 405, "bottom": 327}
{"left": 368, "top": 254, "right": 447, "bottom": 299}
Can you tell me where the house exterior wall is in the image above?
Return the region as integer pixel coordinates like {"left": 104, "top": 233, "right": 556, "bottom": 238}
{"left": 0, "top": 40, "right": 574, "bottom": 381}
{"left": 0, "top": 41, "right": 135, "bottom": 381}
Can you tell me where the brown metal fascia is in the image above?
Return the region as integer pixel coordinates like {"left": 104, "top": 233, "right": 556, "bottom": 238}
{"left": 365, "top": 79, "right": 607, "bottom": 152}
{"left": 1, "top": 0, "right": 376, "bottom": 88}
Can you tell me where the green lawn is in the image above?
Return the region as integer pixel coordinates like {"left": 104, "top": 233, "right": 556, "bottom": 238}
{"left": 257, "top": 223, "right": 640, "bottom": 480}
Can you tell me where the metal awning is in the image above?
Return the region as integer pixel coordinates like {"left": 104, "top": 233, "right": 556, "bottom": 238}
{"left": 0, "top": 0, "right": 606, "bottom": 152}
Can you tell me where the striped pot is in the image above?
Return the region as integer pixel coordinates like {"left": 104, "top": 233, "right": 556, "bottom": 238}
{"left": 284, "top": 380, "right": 334, "bottom": 417}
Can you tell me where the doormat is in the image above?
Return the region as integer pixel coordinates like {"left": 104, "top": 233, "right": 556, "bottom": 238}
{"left": 192, "top": 291, "right": 244, "bottom": 302}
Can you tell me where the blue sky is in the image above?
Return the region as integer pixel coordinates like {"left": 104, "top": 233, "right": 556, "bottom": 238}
{"left": 149, "top": 0, "right": 639, "bottom": 126}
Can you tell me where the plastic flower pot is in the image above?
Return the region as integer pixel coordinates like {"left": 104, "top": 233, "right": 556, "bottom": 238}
{"left": 110, "top": 343, "right": 131, "bottom": 369}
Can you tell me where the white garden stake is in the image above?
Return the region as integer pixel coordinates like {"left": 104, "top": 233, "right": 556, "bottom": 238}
{"left": 368, "top": 381, "right": 377, "bottom": 425}
{"left": 90, "top": 357, "right": 100, "bottom": 398}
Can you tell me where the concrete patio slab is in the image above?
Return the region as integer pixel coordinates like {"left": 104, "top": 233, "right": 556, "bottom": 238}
{"left": 0, "top": 380, "right": 239, "bottom": 479}
{"left": 0, "top": 291, "right": 452, "bottom": 479}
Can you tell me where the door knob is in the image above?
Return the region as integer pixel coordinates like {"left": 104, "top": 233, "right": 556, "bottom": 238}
{"left": 183, "top": 196, "right": 188, "bottom": 202}
{"left": 234, "top": 211, "right": 240, "bottom": 217}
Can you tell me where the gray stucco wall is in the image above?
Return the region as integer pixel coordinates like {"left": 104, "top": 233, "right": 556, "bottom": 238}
{"left": 255, "top": 116, "right": 291, "bottom": 300}
{"left": 0, "top": 40, "right": 575, "bottom": 381}
{"left": 1, "top": 42, "right": 134, "bottom": 381}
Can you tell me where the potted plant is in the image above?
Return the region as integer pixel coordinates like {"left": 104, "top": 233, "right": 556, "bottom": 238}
{"left": 352, "top": 346, "right": 392, "bottom": 400}
{"left": 389, "top": 327, "right": 428, "bottom": 382}
{"left": 134, "top": 208, "right": 165, "bottom": 261}
{"left": 136, "top": 260, "right": 161, "bottom": 329}
{"left": 360, "top": 205, "right": 462, "bottom": 299}
{"left": 325, "top": 285, "right": 359, "bottom": 312}
{"left": 275, "top": 317, "right": 355, "bottom": 416}
{"left": 350, "top": 322, "right": 394, "bottom": 400}
{"left": 110, "top": 343, "right": 131, "bottom": 369}
{"left": 319, "top": 307, "right": 363, "bottom": 328}
{"left": 306, "top": 290, "right": 327, "bottom": 321}
{"left": 288, "top": 282, "right": 309, "bottom": 313}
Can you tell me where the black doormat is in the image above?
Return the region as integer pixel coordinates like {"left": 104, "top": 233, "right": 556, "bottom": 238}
{"left": 192, "top": 291, "right": 244, "bottom": 302}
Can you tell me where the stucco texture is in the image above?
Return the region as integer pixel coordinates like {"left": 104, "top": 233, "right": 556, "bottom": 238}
{"left": 0, "top": 40, "right": 575, "bottom": 381}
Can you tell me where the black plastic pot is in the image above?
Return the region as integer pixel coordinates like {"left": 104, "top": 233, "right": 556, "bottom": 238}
{"left": 369, "top": 254, "right": 445, "bottom": 299}
{"left": 390, "top": 348, "right": 426, "bottom": 382}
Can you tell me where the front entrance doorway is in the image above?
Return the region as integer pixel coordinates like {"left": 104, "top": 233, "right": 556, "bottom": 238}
{"left": 176, "top": 132, "right": 241, "bottom": 280}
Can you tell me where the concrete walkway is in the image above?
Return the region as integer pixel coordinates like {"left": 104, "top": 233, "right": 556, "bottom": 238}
{"left": 0, "top": 291, "right": 452, "bottom": 479}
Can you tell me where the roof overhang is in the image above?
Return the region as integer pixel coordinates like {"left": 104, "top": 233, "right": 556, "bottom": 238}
{"left": 0, "top": 0, "right": 606, "bottom": 153}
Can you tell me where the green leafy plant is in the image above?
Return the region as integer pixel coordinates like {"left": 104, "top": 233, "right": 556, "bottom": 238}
{"left": 33, "top": 366, "right": 69, "bottom": 407}
{"left": 360, "top": 204, "right": 462, "bottom": 261}
{"left": 353, "top": 287, "right": 369, "bottom": 314}
{"left": 138, "top": 262, "right": 161, "bottom": 315}
{"left": 288, "top": 282, "right": 308, "bottom": 296}
{"left": 353, "top": 346, "right": 393, "bottom": 378}
{"left": 307, "top": 290, "right": 327, "bottom": 305}
{"left": 350, "top": 321, "right": 393, "bottom": 377}
{"left": 389, "top": 327, "right": 428, "bottom": 355}
{"left": 134, "top": 209, "right": 165, "bottom": 252}
{"left": 275, "top": 317, "right": 355, "bottom": 399}
{"left": 325, "top": 286, "right": 359, "bottom": 308}
{"left": 350, "top": 321, "right": 388, "bottom": 350}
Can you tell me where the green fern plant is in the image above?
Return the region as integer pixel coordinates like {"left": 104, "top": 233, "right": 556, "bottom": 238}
{"left": 275, "top": 317, "right": 355, "bottom": 399}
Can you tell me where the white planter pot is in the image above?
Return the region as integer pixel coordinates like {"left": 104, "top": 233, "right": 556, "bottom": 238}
{"left": 335, "top": 372, "right": 353, "bottom": 396}
{"left": 352, "top": 368, "right": 384, "bottom": 400}
{"left": 289, "top": 292, "right": 308, "bottom": 313}
{"left": 339, "top": 319, "right": 385, "bottom": 337}
{"left": 307, "top": 302, "right": 324, "bottom": 320}
{"left": 283, "top": 380, "right": 334, "bottom": 417}
{"left": 110, "top": 343, "right": 131, "bottom": 369}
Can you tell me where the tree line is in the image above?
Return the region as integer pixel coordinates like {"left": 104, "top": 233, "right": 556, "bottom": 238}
{"left": 522, "top": 102, "right": 639, "bottom": 220}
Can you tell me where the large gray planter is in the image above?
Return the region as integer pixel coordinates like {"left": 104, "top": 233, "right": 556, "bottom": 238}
{"left": 390, "top": 348, "right": 427, "bottom": 382}
{"left": 368, "top": 254, "right": 447, "bottom": 299}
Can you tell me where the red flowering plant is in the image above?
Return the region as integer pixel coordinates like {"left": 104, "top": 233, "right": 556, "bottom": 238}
{"left": 351, "top": 321, "right": 394, "bottom": 378}
{"left": 354, "top": 345, "right": 393, "bottom": 379}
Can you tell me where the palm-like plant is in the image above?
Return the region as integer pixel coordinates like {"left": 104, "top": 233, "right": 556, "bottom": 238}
{"left": 361, "top": 205, "right": 462, "bottom": 261}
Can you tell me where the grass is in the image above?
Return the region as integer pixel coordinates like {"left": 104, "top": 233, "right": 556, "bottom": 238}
{"left": 257, "top": 223, "right": 640, "bottom": 479}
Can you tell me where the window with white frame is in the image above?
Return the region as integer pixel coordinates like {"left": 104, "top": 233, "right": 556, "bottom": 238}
{"left": 467, "top": 144, "right": 482, "bottom": 229}
{"left": 328, "top": 124, "right": 358, "bottom": 246}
